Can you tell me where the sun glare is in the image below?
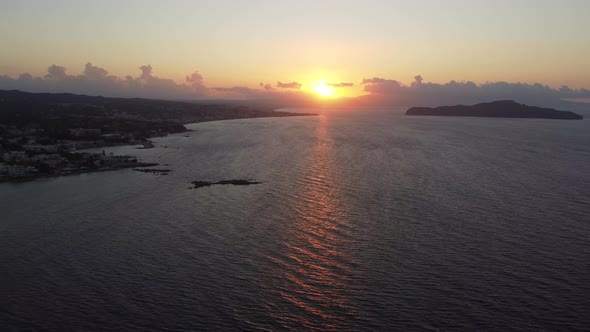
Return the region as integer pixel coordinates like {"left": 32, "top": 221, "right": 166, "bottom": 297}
{"left": 314, "top": 82, "right": 335, "bottom": 97}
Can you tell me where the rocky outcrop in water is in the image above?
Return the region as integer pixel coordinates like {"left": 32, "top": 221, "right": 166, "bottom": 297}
{"left": 190, "top": 179, "right": 261, "bottom": 189}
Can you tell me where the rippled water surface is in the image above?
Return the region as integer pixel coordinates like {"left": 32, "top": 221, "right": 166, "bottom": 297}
{"left": 1, "top": 109, "right": 589, "bottom": 330}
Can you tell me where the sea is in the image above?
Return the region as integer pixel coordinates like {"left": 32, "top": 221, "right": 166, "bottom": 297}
{"left": 1, "top": 108, "right": 589, "bottom": 331}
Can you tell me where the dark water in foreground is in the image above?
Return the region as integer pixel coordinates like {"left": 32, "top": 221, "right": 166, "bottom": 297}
{"left": 1, "top": 109, "right": 590, "bottom": 331}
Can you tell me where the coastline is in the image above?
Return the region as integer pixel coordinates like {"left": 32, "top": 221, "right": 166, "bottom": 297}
{"left": 84, "top": 110, "right": 317, "bottom": 151}
{"left": 1, "top": 112, "right": 317, "bottom": 184}
{"left": 0, "top": 162, "right": 159, "bottom": 184}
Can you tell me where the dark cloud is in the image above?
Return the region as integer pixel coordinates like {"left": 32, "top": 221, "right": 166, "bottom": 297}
{"left": 411, "top": 75, "right": 423, "bottom": 87}
{"left": 139, "top": 65, "right": 153, "bottom": 80}
{"left": 361, "top": 77, "right": 401, "bottom": 94}
{"left": 326, "top": 82, "right": 354, "bottom": 87}
{"left": 46, "top": 65, "right": 68, "bottom": 80}
{"left": 259, "top": 82, "right": 274, "bottom": 91}
{"left": 18, "top": 73, "right": 33, "bottom": 80}
{"left": 0, "top": 63, "right": 209, "bottom": 99}
{"left": 84, "top": 63, "right": 109, "bottom": 80}
{"left": 359, "top": 76, "right": 590, "bottom": 109}
{"left": 277, "top": 81, "right": 302, "bottom": 89}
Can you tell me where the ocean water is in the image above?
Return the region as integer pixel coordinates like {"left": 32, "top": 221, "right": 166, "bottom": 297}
{"left": 1, "top": 109, "right": 589, "bottom": 331}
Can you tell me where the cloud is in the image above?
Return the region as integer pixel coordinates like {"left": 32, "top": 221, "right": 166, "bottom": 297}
{"left": 326, "top": 82, "right": 354, "bottom": 87}
{"left": 361, "top": 77, "right": 401, "bottom": 94}
{"left": 46, "top": 65, "right": 68, "bottom": 80}
{"left": 277, "top": 81, "right": 302, "bottom": 89}
{"left": 0, "top": 63, "right": 316, "bottom": 104}
{"left": 1, "top": 64, "right": 589, "bottom": 110}
{"left": 84, "top": 63, "right": 109, "bottom": 80}
{"left": 359, "top": 76, "right": 590, "bottom": 109}
{"left": 186, "top": 71, "right": 205, "bottom": 90}
{"left": 18, "top": 73, "right": 33, "bottom": 81}
{"left": 411, "top": 75, "right": 423, "bottom": 87}
{"left": 139, "top": 65, "right": 153, "bottom": 80}
{"left": 259, "top": 82, "right": 274, "bottom": 91}
{"left": 0, "top": 63, "right": 210, "bottom": 99}
{"left": 361, "top": 77, "right": 395, "bottom": 84}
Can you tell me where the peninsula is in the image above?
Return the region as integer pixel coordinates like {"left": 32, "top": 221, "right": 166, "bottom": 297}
{"left": 406, "top": 100, "right": 583, "bottom": 120}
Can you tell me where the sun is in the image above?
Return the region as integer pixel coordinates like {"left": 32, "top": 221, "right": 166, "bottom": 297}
{"left": 314, "top": 82, "right": 335, "bottom": 97}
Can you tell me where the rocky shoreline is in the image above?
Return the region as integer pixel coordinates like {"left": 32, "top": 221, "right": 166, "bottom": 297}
{"left": 133, "top": 168, "right": 172, "bottom": 175}
{"left": 0, "top": 160, "right": 158, "bottom": 183}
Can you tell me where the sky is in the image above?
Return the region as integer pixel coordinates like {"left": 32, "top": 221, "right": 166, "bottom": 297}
{"left": 1, "top": 0, "right": 589, "bottom": 106}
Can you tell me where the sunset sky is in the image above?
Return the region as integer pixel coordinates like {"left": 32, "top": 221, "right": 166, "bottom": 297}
{"left": 1, "top": 0, "right": 589, "bottom": 103}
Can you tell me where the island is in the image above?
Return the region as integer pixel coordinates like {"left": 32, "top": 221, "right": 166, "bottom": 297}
{"left": 406, "top": 100, "right": 583, "bottom": 120}
{"left": 0, "top": 90, "right": 316, "bottom": 182}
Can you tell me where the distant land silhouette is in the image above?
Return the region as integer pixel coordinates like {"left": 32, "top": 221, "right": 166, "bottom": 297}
{"left": 406, "top": 100, "right": 583, "bottom": 120}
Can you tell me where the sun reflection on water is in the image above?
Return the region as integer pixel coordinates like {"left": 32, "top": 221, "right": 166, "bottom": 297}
{"left": 264, "top": 115, "right": 358, "bottom": 329}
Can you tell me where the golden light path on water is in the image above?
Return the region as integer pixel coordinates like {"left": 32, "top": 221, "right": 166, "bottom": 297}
{"left": 263, "top": 115, "right": 359, "bottom": 329}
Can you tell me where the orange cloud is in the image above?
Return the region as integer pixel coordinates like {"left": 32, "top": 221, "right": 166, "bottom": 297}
{"left": 277, "top": 81, "right": 302, "bottom": 89}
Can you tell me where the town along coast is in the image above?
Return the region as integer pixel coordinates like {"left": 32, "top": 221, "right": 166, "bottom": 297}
{"left": 0, "top": 90, "right": 316, "bottom": 182}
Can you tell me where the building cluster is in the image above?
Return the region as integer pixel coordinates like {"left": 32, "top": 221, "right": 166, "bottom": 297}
{"left": 0, "top": 126, "right": 143, "bottom": 181}
{"left": 68, "top": 128, "right": 102, "bottom": 137}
